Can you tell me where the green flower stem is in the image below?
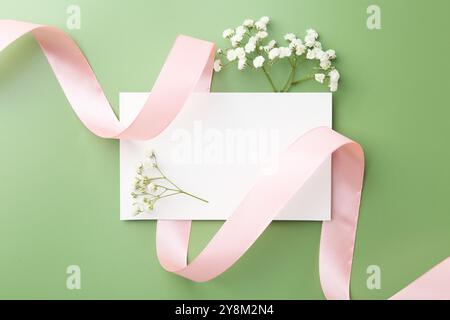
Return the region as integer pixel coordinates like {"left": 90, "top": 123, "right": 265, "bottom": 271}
{"left": 291, "top": 74, "right": 314, "bottom": 86}
{"left": 281, "top": 57, "right": 298, "bottom": 92}
{"left": 154, "top": 166, "right": 209, "bottom": 203}
{"left": 261, "top": 65, "right": 278, "bottom": 92}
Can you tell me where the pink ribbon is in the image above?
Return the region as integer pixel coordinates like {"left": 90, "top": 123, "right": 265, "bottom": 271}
{"left": 1, "top": 20, "right": 449, "bottom": 300}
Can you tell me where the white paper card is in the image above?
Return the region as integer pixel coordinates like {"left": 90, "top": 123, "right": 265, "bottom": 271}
{"left": 120, "top": 92, "right": 332, "bottom": 221}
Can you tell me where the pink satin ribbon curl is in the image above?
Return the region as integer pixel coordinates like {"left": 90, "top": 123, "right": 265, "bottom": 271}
{"left": 1, "top": 20, "right": 449, "bottom": 300}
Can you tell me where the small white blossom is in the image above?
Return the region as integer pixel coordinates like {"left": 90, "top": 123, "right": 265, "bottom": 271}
{"left": 326, "top": 49, "right": 336, "bottom": 59}
{"left": 315, "top": 73, "right": 326, "bottom": 83}
{"left": 253, "top": 55, "right": 265, "bottom": 68}
{"left": 255, "top": 16, "right": 269, "bottom": 31}
{"left": 234, "top": 47, "right": 246, "bottom": 60}
{"left": 329, "top": 69, "right": 340, "bottom": 82}
{"left": 284, "top": 33, "right": 296, "bottom": 42}
{"left": 295, "top": 44, "right": 306, "bottom": 56}
{"left": 314, "top": 41, "right": 322, "bottom": 49}
{"left": 328, "top": 69, "right": 340, "bottom": 92}
{"left": 306, "top": 28, "right": 318, "bottom": 39}
{"left": 147, "top": 183, "right": 157, "bottom": 193}
{"left": 216, "top": 48, "right": 223, "bottom": 55}
{"left": 245, "top": 41, "right": 256, "bottom": 53}
{"left": 262, "top": 40, "right": 276, "bottom": 52}
{"left": 259, "top": 16, "right": 270, "bottom": 24}
{"left": 329, "top": 82, "right": 338, "bottom": 92}
{"left": 243, "top": 19, "right": 254, "bottom": 27}
{"left": 226, "top": 49, "right": 237, "bottom": 61}
{"left": 278, "top": 47, "right": 292, "bottom": 58}
{"left": 306, "top": 49, "right": 315, "bottom": 59}
{"left": 304, "top": 35, "right": 316, "bottom": 48}
{"left": 222, "top": 28, "right": 234, "bottom": 39}
{"left": 213, "top": 59, "right": 222, "bottom": 72}
{"left": 235, "top": 25, "right": 247, "bottom": 36}
{"left": 268, "top": 47, "right": 280, "bottom": 60}
{"left": 256, "top": 31, "right": 268, "bottom": 39}
{"left": 230, "top": 33, "right": 243, "bottom": 47}
{"left": 238, "top": 58, "right": 247, "bottom": 70}
{"left": 320, "top": 59, "right": 331, "bottom": 70}
{"left": 315, "top": 48, "right": 325, "bottom": 60}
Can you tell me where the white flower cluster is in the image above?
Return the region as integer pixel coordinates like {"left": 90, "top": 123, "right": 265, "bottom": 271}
{"left": 131, "top": 150, "right": 208, "bottom": 215}
{"left": 214, "top": 17, "right": 340, "bottom": 92}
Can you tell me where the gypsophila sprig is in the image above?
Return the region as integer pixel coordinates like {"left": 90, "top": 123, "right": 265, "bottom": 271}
{"left": 131, "top": 150, "right": 208, "bottom": 215}
{"left": 214, "top": 16, "right": 340, "bottom": 92}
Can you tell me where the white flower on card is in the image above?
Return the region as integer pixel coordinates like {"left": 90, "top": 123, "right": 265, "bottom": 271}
{"left": 253, "top": 55, "right": 265, "bottom": 68}
{"left": 315, "top": 73, "right": 326, "bottom": 83}
{"left": 213, "top": 59, "right": 222, "bottom": 72}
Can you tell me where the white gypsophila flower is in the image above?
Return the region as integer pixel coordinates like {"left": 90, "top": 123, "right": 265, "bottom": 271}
{"left": 326, "top": 49, "right": 336, "bottom": 59}
{"left": 230, "top": 33, "right": 243, "bottom": 47}
{"left": 213, "top": 59, "right": 222, "bottom": 72}
{"left": 223, "top": 28, "right": 234, "bottom": 39}
{"left": 315, "top": 73, "right": 326, "bottom": 83}
{"left": 259, "top": 16, "right": 270, "bottom": 24}
{"left": 256, "top": 31, "right": 268, "bottom": 39}
{"left": 314, "top": 41, "right": 322, "bottom": 49}
{"left": 255, "top": 16, "right": 269, "bottom": 31}
{"left": 295, "top": 43, "right": 306, "bottom": 56}
{"left": 306, "top": 49, "right": 315, "bottom": 60}
{"left": 235, "top": 25, "right": 247, "bottom": 36}
{"left": 254, "top": 20, "right": 266, "bottom": 30}
{"left": 314, "top": 48, "right": 325, "bottom": 60}
{"left": 329, "top": 81, "right": 338, "bottom": 92}
{"left": 304, "top": 35, "right": 316, "bottom": 48}
{"left": 143, "top": 157, "right": 156, "bottom": 169}
{"left": 147, "top": 183, "right": 157, "bottom": 193}
{"left": 217, "top": 48, "right": 223, "bottom": 55}
{"left": 278, "top": 47, "right": 292, "bottom": 58}
{"left": 264, "top": 39, "right": 276, "bottom": 51}
{"left": 146, "top": 149, "right": 156, "bottom": 158}
{"left": 320, "top": 58, "right": 331, "bottom": 70}
{"left": 245, "top": 41, "right": 256, "bottom": 53}
{"left": 226, "top": 49, "right": 237, "bottom": 61}
{"left": 284, "top": 33, "right": 296, "bottom": 42}
{"left": 243, "top": 19, "right": 254, "bottom": 27}
{"left": 268, "top": 47, "right": 280, "bottom": 60}
{"left": 238, "top": 58, "right": 247, "bottom": 70}
{"left": 133, "top": 202, "right": 145, "bottom": 215}
{"left": 306, "top": 28, "right": 318, "bottom": 39}
{"left": 253, "top": 55, "right": 265, "bottom": 68}
{"left": 234, "top": 47, "right": 246, "bottom": 60}
{"left": 329, "top": 69, "right": 340, "bottom": 82}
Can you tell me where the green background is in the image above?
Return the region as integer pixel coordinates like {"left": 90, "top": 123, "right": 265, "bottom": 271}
{"left": 0, "top": 0, "right": 449, "bottom": 299}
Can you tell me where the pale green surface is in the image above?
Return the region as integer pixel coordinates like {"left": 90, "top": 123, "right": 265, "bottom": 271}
{"left": 0, "top": 0, "right": 449, "bottom": 299}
